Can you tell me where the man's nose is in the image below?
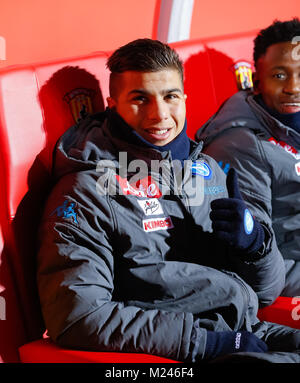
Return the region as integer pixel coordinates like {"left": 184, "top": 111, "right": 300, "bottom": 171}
{"left": 283, "top": 75, "right": 300, "bottom": 95}
{"left": 148, "top": 98, "right": 169, "bottom": 120}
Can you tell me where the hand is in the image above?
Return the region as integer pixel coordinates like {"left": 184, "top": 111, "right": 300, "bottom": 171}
{"left": 204, "top": 330, "right": 268, "bottom": 360}
{"left": 210, "top": 168, "right": 265, "bottom": 254}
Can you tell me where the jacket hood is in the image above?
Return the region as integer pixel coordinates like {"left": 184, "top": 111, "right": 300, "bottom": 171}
{"left": 52, "top": 110, "right": 115, "bottom": 180}
{"left": 197, "top": 90, "right": 300, "bottom": 147}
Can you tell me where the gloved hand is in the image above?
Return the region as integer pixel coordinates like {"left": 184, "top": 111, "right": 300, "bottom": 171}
{"left": 204, "top": 330, "right": 268, "bottom": 360}
{"left": 210, "top": 168, "right": 265, "bottom": 255}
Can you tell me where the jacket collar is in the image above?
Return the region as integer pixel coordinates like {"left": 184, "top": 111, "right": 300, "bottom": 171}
{"left": 106, "top": 108, "right": 202, "bottom": 165}
{"left": 247, "top": 94, "right": 300, "bottom": 147}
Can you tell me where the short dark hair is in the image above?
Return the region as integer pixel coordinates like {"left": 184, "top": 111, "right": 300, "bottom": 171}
{"left": 106, "top": 38, "right": 184, "bottom": 98}
{"left": 253, "top": 18, "right": 300, "bottom": 66}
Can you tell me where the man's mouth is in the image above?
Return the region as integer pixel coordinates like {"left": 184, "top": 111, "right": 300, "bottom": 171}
{"left": 279, "top": 102, "right": 300, "bottom": 113}
{"left": 147, "top": 128, "right": 170, "bottom": 135}
{"left": 142, "top": 128, "right": 174, "bottom": 144}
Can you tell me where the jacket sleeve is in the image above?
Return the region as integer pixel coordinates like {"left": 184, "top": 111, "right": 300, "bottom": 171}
{"left": 202, "top": 127, "right": 285, "bottom": 306}
{"left": 37, "top": 172, "right": 196, "bottom": 361}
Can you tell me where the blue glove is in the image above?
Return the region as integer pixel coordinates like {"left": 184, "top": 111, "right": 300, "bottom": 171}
{"left": 210, "top": 168, "right": 265, "bottom": 255}
{"left": 204, "top": 330, "right": 268, "bottom": 360}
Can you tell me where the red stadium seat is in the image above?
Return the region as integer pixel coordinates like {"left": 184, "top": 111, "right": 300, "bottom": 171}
{"left": 19, "top": 338, "right": 179, "bottom": 363}
{"left": 0, "top": 31, "right": 298, "bottom": 363}
{"left": 258, "top": 296, "right": 300, "bottom": 329}
{"left": 172, "top": 39, "right": 217, "bottom": 139}
{"left": 173, "top": 31, "right": 258, "bottom": 140}
{"left": 203, "top": 30, "right": 258, "bottom": 109}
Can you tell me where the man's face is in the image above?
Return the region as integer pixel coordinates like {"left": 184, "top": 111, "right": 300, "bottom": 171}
{"left": 107, "top": 69, "right": 187, "bottom": 146}
{"left": 255, "top": 41, "right": 300, "bottom": 114}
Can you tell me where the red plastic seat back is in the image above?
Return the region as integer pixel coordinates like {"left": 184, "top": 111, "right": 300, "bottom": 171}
{"left": 170, "top": 31, "right": 257, "bottom": 139}
{"left": 203, "top": 30, "right": 257, "bottom": 109}
{"left": 171, "top": 39, "right": 217, "bottom": 139}
{"left": 0, "top": 53, "right": 109, "bottom": 221}
{"left": 0, "top": 52, "right": 110, "bottom": 359}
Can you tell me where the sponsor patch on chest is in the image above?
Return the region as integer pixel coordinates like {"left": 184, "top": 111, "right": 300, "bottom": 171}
{"left": 137, "top": 198, "right": 164, "bottom": 216}
{"left": 143, "top": 216, "right": 174, "bottom": 232}
{"left": 116, "top": 175, "right": 162, "bottom": 198}
{"left": 268, "top": 137, "right": 300, "bottom": 160}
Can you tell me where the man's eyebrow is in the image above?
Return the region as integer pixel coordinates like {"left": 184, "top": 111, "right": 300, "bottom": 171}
{"left": 128, "top": 89, "right": 149, "bottom": 96}
{"left": 271, "top": 64, "right": 300, "bottom": 70}
{"left": 271, "top": 66, "right": 287, "bottom": 70}
{"left": 128, "top": 88, "right": 183, "bottom": 95}
{"left": 164, "top": 88, "right": 183, "bottom": 94}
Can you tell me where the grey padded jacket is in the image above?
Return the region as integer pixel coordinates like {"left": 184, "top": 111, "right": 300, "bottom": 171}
{"left": 37, "top": 109, "right": 290, "bottom": 362}
{"left": 196, "top": 90, "right": 300, "bottom": 296}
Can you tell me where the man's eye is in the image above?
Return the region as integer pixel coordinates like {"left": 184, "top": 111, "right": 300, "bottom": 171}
{"left": 273, "top": 73, "right": 286, "bottom": 79}
{"left": 165, "top": 93, "right": 179, "bottom": 100}
{"left": 132, "top": 96, "right": 147, "bottom": 103}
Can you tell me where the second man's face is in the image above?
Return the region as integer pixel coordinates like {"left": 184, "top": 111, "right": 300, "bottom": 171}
{"left": 255, "top": 41, "right": 300, "bottom": 114}
{"left": 107, "top": 69, "right": 187, "bottom": 146}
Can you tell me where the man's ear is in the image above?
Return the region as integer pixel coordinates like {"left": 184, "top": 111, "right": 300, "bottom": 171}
{"left": 107, "top": 96, "right": 116, "bottom": 109}
{"left": 252, "top": 72, "right": 260, "bottom": 95}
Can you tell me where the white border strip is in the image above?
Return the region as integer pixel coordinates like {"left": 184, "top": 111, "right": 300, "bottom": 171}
{"left": 0, "top": 36, "right": 6, "bottom": 61}
{"left": 156, "top": 0, "right": 194, "bottom": 43}
{"left": 168, "top": 0, "right": 194, "bottom": 43}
